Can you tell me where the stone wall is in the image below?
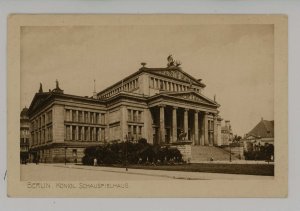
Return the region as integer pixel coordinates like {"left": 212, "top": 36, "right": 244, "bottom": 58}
{"left": 171, "top": 142, "right": 192, "bottom": 162}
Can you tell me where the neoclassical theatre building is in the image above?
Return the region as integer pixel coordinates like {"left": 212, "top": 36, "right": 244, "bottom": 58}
{"left": 28, "top": 56, "right": 223, "bottom": 163}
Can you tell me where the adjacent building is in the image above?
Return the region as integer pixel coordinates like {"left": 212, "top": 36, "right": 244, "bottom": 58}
{"left": 28, "top": 56, "right": 223, "bottom": 163}
{"left": 221, "top": 120, "right": 233, "bottom": 146}
{"left": 243, "top": 118, "right": 274, "bottom": 152}
{"left": 20, "top": 107, "right": 30, "bottom": 163}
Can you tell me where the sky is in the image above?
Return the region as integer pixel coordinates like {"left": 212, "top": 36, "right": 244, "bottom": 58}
{"left": 20, "top": 24, "right": 274, "bottom": 136}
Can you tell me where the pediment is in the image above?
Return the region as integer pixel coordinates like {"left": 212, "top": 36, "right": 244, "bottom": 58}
{"left": 148, "top": 67, "right": 205, "bottom": 87}
{"left": 28, "top": 93, "right": 51, "bottom": 115}
{"left": 165, "top": 92, "right": 218, "bottom": 106}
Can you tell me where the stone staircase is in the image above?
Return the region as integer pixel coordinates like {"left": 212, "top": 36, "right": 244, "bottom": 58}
{"left": 191, "top": 146, "right": 238, "bottom": 162}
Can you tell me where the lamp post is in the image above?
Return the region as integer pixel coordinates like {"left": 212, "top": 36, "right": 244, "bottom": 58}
{"left": 124, "top": 135, "right": 128, "bottom": 171}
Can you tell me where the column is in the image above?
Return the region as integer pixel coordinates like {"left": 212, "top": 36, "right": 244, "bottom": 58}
{"left": 121, "top": 106, "right": 128, "bottom": 141}
{"left": 213, "top": 115, "right": 218, "bottom": 146}
{"left": 184, "top": 108, "right": 189, "bottom": 140}
{"left": 172, "top": 107, "right": 178, "bottom": 143}
{"left": 159, "top": 105, "right": 165, "bottom": 144}
{"left": 194, "top": 110, "right": 199, "bottom": 145}
{"left": 204, "top": 112, "right": 209, "bottom": 145}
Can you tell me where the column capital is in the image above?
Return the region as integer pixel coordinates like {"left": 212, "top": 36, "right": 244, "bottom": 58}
{"left": 159, "top": 104, "right": 166, "bottom": 108}
{"left": 184, "top": 108, "right": 189, "bottom": 112}
{"left": 173, "top": 106, "right": 178, "bottom": 110}
{"left": 194, "top": 109, "right": 200, "bottom": 113}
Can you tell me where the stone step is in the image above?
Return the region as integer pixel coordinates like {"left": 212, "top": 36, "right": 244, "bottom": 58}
{"left": 191, "top": 146, "right": 238, "bottom": 162}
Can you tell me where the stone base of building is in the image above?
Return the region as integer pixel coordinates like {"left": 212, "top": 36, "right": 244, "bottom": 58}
{"left": 165, "top": 141, "right": 192, "bottom": 162}
{"left": 29, "top": 142, "right": 103, "bottom": 164}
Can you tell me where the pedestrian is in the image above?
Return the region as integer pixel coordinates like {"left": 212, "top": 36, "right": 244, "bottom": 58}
{"left": 93, "top": 158, "right": 97, "bottom": 166}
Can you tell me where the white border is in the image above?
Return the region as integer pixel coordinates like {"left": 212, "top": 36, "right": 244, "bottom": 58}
{"left": 1, "top": 0, "right": 299, "bottom": 211}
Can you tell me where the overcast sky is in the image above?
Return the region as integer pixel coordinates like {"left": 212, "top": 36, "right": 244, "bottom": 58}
{"left": 20, "top": 24, "right": 274, "bottom": 136}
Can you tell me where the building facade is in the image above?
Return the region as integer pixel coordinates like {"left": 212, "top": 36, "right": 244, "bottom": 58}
{"left": 221, "top": 120, "right": 233, "bottom": 146}
{"left": 20, "top": 107, "right": 30, "bottom": 163}
{"left": 243, "top": 118, "right": 274, "bottom": 152}
{"left": 28, "top": 56, "right": 223, "bottom": 163}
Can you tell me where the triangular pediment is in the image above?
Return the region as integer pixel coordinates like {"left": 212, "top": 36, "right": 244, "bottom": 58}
{"left": 164, "top": 91, "right": 219, "bottom": 106}
{"left": 145, "top": 67, "right": 205, "bottom": 87}
{"left": 28, "top": 93, "right": 52, "bottom": 115}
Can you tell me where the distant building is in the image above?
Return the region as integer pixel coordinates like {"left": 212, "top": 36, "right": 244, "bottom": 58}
{"left": 20, "top": 107, "right": 30, "bottom": 163}
{"left": 243, "top": 118, "right": 274, "bottom": 152}
{"left": 221, "top": 120, "right": 233, "bottom": 146}
{"left": 27, "top": 56, "right": 223, "bottom": 163}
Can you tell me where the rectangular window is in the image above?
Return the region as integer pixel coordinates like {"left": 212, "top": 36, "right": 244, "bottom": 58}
{"left": 85, "top": 112, "right": 89, "bottom": 123}
{"left": 128, "top": 109, "right": 131, "bottom": 121}
{"left": 96, "top": 128, "right": 99, "bottom": 141}
{"left": 66, "top": 125, "right": 71, "bottom": 140}
{"left": 65, "top": 109, "right": 70, "bottom": 121}
{"left": 72, "top": 110, "right": 76, "bottom": 122}
{"left": 138, "top": 111, "right": 142, "bottom": 122}
{"left": 78, "top": 126, "right": 82, "bottom": 140}
{"left": 90, "top": 112, "right": 94, "bottom": 124}
{"left": 96, "top": 113, "right": 99, "bottom": 124}
{"left": 84, "top": 127, "right": 88, "bottom": 140}
{"left": 49, "top": 111, "right": 52, "bottom": 123}
{"left": 90, "top": 128, "right": 93, "bottom": 141}
{"left": 101, "top": 114, "right": 105, "bottom": 124}
{"left": 72, "top": 126, "right": 76, "bottom": 140}
{"left": 78, "top": 111, "right": 83, "bottom": 122}
{"left": 101, "top": 128, "right": 105, "bottom": 141}
{"left": 133, "top": 110, "right": 137, "bottom": 122}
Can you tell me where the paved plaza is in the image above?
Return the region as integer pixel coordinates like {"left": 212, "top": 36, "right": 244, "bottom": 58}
{"left": 21, "top": 164, "right": 274, "bottom": 181}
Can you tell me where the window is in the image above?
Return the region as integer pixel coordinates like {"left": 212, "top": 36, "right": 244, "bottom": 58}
{"left": 48, "top": 111, "right": 52, "bottom": 123}
{"left": 78, "top": 111, "right": 83, "bottom": 122}
{"left": 84, "top": 127, "right": 88, "bottom": 140}
{"left": 65, "top": 109, "right": 70, "bottom": 121}
{"left": 72, "top": 110, "right": 76, "bottom": 122}
{"left": 90, "top": 112, "right": 94, "bottom": 124}
{"left": 128, "top": 109, "right": 131, "bottom": 121}
{"left": 133, "top": 126, "right": 137, "bottom": 135}
{"left": 85, "top": 112, "right": 89, "bottom": 123}
{"left": 78, "top": 126, "right": 82, "bottom": 140}
{"left": 72, "top": 126, "right": 76, "bottom": 140}
{"left": 90, "top": 128, "right": 93, "bottom": 141}
{"left": 101, "top": 128, "right": 105, "bottom": 141}
{"left": 72, "top": 149, "right": 77, "bottom": 157}
{"left": 138, "top": 111, "right": 142, "bottom": 122}
{"left": 96, "top": 113, "right": 99, "bottom": 124}
{"left": 133, "top": 110, "right": 137, "bottom": 122}
{"left": 96, "top": 128, "right": 100, "bottom": 141}
{"left": 101, "top": 114, "right": 105, "bottom": 124}
{"left": 66, "top": 126, "right": 71, "bottom": 140}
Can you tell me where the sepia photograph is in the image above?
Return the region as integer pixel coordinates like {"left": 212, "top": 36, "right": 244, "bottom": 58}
{"left": 7, "top": 14, "right": 288, "bottom": 197}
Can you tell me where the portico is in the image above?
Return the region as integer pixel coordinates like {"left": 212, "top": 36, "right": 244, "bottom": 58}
{"left": 148, "top": 91, "right": 222, "bottom": 146}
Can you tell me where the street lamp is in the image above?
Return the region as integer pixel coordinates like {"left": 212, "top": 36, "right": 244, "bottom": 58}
{"left": 124, "top": 135, "right": 128, "bottom": 171}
